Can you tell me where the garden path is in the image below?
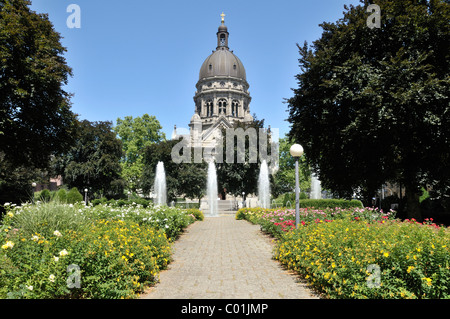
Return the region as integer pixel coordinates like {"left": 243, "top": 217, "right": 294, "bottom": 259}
{"left": 141, "top": 215, "right": 319, "bottom": 299}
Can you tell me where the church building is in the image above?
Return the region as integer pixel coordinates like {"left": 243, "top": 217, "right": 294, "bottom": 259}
{"left": 174, "top": 13, "right": 255, "bottom": 150}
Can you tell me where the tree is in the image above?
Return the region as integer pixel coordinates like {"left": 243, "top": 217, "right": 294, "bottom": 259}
{"left": 287, "top": 0, "right": 450, "bottom": 220}
{"left": 271, "top": 136, "right": 311, "bottom": 198}
{"left": 53, "top": 120, "right": 125, "bottom": 199}
{"left": 141, "top": 140, "right": 207, "bottom": 204}
{"left": 0, "top": 0, "right": 77, "bottom": 169}
{"left": 114, "top": 114, "right": 165, "bottom": 192}
{"left": 0, "top": 0, "right": 77, "bottom": 205}
{"left": 141, "top": 140, "right": 181, "bottom": 203}
{"left": 216, "top": 115, "right": 273, "bottom": 200}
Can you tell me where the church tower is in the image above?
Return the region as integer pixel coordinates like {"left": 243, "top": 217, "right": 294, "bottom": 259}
{"left": 189, "top": 13, "right": 254, "bottom": 149}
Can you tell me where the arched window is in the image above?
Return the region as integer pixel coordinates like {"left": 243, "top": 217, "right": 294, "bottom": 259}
{"left": 232, "top": 100, "right": 239, "bottom": 117}
{"left": 206, "top": 100, "right": 213, "bottom": 117}
{"left": 218, "top": 99, "right": 227, "bottom": 115}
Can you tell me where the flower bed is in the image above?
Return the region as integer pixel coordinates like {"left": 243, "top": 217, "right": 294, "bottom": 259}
{"left": 236, "top": 206, "right": 395, "bottom": 238}
{"left": 237, "top": 207, "right": 450, "bottom": 299}
{"left": 0, "top": 202, "right": 201, "bottom": 299}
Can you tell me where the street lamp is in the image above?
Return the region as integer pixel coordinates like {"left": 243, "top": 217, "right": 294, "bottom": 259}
{"left": 290, "top": 144, "right": 304, "bottom": 228}
{"left": 242, "top": 192, "right": 246, "bottom": 208}
{"left": 84, "top": 188, "right": 88, "bottom": 205}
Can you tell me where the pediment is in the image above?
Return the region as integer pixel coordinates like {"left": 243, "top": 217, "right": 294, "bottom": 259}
{"left": 202, "top": 116, "right": 232, "bottom": 142}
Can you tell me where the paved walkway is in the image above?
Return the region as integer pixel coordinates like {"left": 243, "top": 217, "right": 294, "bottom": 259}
{"left": 141, "top": 215, "right": 319, "bottom": 299}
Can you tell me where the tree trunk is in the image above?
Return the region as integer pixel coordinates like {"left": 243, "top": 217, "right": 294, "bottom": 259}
{"left": 405, "top": 186, "right": 422, "bottom": 221}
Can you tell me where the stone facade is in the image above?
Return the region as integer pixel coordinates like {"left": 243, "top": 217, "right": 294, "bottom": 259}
{"left": 180, "top": 15, "right": 254, "bottom": 149}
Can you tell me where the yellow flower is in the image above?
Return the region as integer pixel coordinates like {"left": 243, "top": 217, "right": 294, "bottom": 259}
{"left": 384, "top": 252, "right": 389, "bottom": 258}
{"left": 407, "top": 266, "right": 414, "bottom": 273}
{"left": 1, "top": 241, "right": 14, "bottom": 250}
{"left": 422, "top": 277, "right": 432, "bottom": 286}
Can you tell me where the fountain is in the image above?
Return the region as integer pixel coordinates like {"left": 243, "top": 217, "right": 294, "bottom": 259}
{"left": 310, "top": 173, "right": 322, "bottom": 199}
{"left": 154, "top": 162, "right": 167, "bottom": 206}
{"left": 206, "top": 161, "right": 219, "bottom": 217}
{"left": 258, "top": 160, "right": 271, "bottom": 208}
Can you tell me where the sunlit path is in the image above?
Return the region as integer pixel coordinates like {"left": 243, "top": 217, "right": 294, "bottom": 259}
{"left": 141, "top": 215, "right": 319, "bottom": 299}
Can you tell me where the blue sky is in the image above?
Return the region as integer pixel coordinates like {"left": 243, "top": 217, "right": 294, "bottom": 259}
{"left": 29, "top": 0, "right": 360, "bottom": 139}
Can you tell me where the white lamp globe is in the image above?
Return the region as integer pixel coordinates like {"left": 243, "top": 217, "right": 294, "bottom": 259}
{"left": 290, "top": 144, "right": 304, "bottom": 158}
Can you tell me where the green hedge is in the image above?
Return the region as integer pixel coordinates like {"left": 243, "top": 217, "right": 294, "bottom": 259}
{"left": 297, "top": 199, "right": 363, "bottom": 209}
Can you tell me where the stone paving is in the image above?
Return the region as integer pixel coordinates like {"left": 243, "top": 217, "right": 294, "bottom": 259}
{"left": 141, "top": 215, "right": 319, "bottom": 299}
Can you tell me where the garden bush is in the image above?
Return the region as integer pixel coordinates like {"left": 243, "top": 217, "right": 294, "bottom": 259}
{"left": 238, "top": 206, "right": 450, "bottom": 299}
{"left": 55, "top": 189, "right": 67, "bottom": 203}
{"left": 237, "top": 206, "right": 395, "bottom": 239}
{"left": 39, "top": 189, "right": 52, "bottom": 202}
{"left": 0, "top": 202, "right": 198, "bottom": 299}
{"left": 66, "top": 188, "right": 83, "bottom": 204}
{"left": 274, "top": 218, "right": 450, "bottom": 299}
{"left": 184, "top": 208, "right": 204, "bottom": 221}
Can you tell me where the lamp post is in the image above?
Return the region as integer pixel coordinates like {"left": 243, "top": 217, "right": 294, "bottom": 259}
{"left": 84, "top": 188, "right": 88, "bottom": 205}
{"left": 32, "top": 182, "right": 37, "bottom": 203}
{"left": 242, "top": 192, "right": 246, "bottom": 208}
{"left": 290, "top": 144, "right": 304, "bottom": 228}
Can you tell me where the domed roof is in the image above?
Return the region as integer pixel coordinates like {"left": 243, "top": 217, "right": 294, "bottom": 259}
{"left": 199, "top": 49, "right": 246, "bottom": 81}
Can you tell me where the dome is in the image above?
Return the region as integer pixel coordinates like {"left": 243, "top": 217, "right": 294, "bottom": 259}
{"left": 218, "top": 24, "right": 228, "bottom": 32}
{"left": 199, "top": 49, "right": 246, "bottom": 81}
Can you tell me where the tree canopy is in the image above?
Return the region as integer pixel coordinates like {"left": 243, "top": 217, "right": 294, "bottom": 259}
{"left": 114, "top": 114, "right": 166, "bottom": 192}
{"left": 0, "top": 0, "right": 77, "bottom": 205}
{"left": 0, "top": 0, "right": 77, "bottom": 169}
{"left": 271, "top": 136, "right": 311, "bottom": 198}
{"left": 53, "top": 120, "right": 125, "bottom": 199}
{"left": 287, "top": 0, "right": 449, "bottom": 220}
{"left": 216, "top": 116, "right": 274, "bottom": 199}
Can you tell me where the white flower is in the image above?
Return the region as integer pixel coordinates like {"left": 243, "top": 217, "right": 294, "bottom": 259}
{"left": 1, "top": 241, "right": 14, "bottom": 250}
{"left": 26, "top": 285, "right": 33, "bottom": 291}
{"left": 59, "top": 249, "right": 69, "bottom": 256}
{"left": 165, "top": 225, "right": 169, "bottom": 229}
{"left": 49, "top": 274, "right": 56, "bottom": 283}
{"left": 53, "top": 230, "right": 62, "bottom": 237}
{"left": 4, "top": 202, "right": 10, "bottom": 206}
{"left": 31, "top": 235, "right": 39, "bottom": 242}
{"left": 53, "top": 256, "right": 59, "bottom": 262}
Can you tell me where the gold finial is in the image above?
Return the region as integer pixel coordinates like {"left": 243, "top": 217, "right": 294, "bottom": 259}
{"left": 221, "top": 12, "right": 226, "bottom": 25}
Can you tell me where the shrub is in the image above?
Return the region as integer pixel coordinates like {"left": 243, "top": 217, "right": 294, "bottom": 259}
{"left": 7, "top": 202, "right": 90, "bottom": 238}
{"left": 1, "top": 218, "right": 171, "bottom": 299}
{"left": 66, "top": 188, "right": 83, "bottom": 204}
{"left": 185, "top": 209, "right": 204, "bottom": 221}
{"left": 54, "top": 189, "right": 67, "bottom": 203}
{"left": 274, "top": 219, "right": 450, "bottom": 299}
{"left": 0, "top": 202, "right": 198, "bottom": 299}
{"left": 39, "top": 189, "right": 52, "bottom": 202}
{"left": 91, "top": 198, "right": 107, "bottom": 206}
{"left": 297, "top": 199, "right": 363, "bottom": 209}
